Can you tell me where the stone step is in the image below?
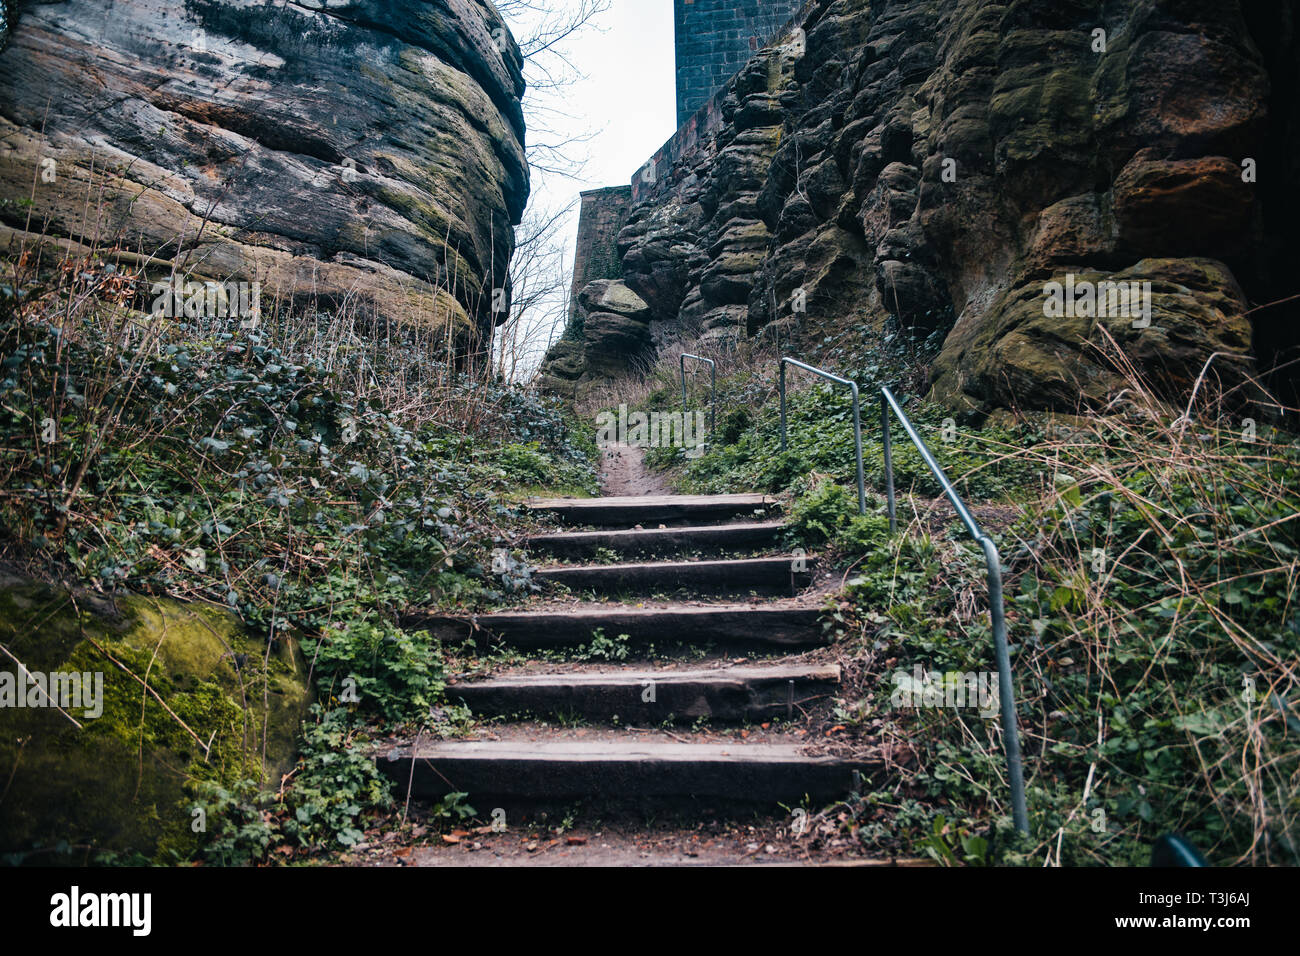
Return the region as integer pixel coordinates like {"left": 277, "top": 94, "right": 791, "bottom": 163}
{"left": 411, "top": 604, "right": 827, "bottom": 649}
{"left": 526, "top": 520, "right": 787, "bottom": 560}
{"left": 448, "top": 663, "right": 841, "bottom": 723}
{"left": 527, "top": 493, "right": 778, "bottom": 527}
{"left": 378, "top": 739, "right": 870, "bottom": 802}
{"left": 536, "top": 555, "right": 815, "bottom": 596}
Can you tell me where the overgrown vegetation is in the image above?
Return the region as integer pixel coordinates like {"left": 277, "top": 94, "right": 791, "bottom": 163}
{"left": 820, "top": 392, "right": 1300, "bottom": 866}
{"left": 611, "top": 326, "right": 1299, "bottom": 866}
{"left": 0, "top": 240, "right": 598, "bottom": 863}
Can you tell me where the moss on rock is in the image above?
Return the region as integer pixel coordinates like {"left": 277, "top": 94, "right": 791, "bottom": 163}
{"left": 0, "top": 576, "right": 309, "bottom": 863}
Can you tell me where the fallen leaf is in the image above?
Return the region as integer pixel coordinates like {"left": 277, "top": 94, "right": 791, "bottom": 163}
{"left": 441, "top": 834, "right": 461, "bottom": 844}
{"left": 566, "top": 836, "right": 587, "bottom": 846}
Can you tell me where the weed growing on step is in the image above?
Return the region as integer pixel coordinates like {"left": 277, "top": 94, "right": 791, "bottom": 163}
{"left": 571, "top": 628, "right": 632, "bottom": 662}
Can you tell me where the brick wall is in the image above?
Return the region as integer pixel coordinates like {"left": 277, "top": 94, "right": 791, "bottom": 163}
{"left": 674, "top": 0, "right": 803, "bottom": 126}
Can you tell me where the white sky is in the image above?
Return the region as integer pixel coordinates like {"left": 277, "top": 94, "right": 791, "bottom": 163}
{"left": 544, "top": 1, "right": 677, "bottom": 201}
{"left": 492, "top": 1, "right": 678, "bottom": 378}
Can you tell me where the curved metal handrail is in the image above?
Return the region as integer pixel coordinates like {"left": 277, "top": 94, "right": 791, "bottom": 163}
{"left": 679, "top": 353, "right": 716, "bottom": 447}
{"left": 1150, "top": 833, "right": 1207, "bottom": 867}
{"left": 777, "top": 357, "right": 867, "bottom": 515}
{"left": 880, "top": 385, "right": 1029, "bottom": 834}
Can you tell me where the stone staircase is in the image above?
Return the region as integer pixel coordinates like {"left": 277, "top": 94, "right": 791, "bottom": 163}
{"left": 385, "top": 493, "right": 871, "bottom": 810}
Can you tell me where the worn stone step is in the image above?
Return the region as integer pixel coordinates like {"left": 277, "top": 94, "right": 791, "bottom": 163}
{"left": 536, "top": 555, "right": 815, "bottom": 596}
{"left": 448, "top": 663, "right": 841, "bottom": 723}
{"left": 526, "top": 520, "right": 787, "bottom": 560}
{"left": 411, "top": 604, "right": 827, "bottom": 649}
{"left": 527, "top": 493, "right": 778, "bottom": 527}
{"left": 378, "top": 739, "right": 869, "bottom": 802}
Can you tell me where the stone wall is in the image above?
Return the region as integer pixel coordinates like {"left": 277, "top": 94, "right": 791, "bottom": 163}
{"left": 568, "top": 186, "right": 634, "bottom": 324}
{"left": 674, "top": 0, "right": 804, "bottom": 126}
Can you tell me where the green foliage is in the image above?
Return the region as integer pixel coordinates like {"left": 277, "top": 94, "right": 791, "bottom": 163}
{"left": 0, "top": 309, "right": 596, "bottom": 626}
{"left": 786, "top": 479, "right": 893, "bottom": 554}
{"left": 190, "top": 706, "right": 394, "bottom": 864}
{"left": 302, "top": 619, "right": 445, "bottom": 725}
{"left": 484, "top": 441, "right": 598, "bottom": 495}
{"left": 827, "top": 409, "right": 1300, "bottom": 865}
{"left": 916, "top": 814, "right": 992, "bottom": 866}
{"left": 571, "top": 627, "right": 631, "bottom": 662}
{"left": 278, "top": 707, "right": 393, "bottom": 849}
{"left": 429, "top": 791, "right": 477, "bottom": 823}
{"left": 677, "top": 382, "right": 1034, "bottom": 503}
{"left": 190, "top": 779, "right": 278, "bottom": 867}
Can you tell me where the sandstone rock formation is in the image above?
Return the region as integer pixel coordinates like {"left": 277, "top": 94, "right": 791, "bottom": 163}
{"left": 546, "top": 0, "right": 1300, "bottom": 417}
{"left": 536, "top": 278, "right": 651, "bottom": 397}
{"left": 0, "top": 0, "right": 529, "bottom": 358}
{"left": 0, "top": 572, "right": 311, "bottom": 860}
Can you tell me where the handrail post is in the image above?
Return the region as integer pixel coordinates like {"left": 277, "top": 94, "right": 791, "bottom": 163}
{"left": 849, "top": 383, "right": 866, "bottom": 516}
{"left": 980, "top": 535, "right": 1029, "bottom": 835}
{"left": 881, "top": 393, "right": 896, "bottom": 533}
{"left": 680, "top": 353, "right": 717, "bottom": 452}
{"left": 779, "top": 360, "right": 788, "bottom": 451}
{"left": 708, "top": 360, "right": 717, "bottom": 437}
{"left": 680, "top": 353, "right": 688, "bottom": 419}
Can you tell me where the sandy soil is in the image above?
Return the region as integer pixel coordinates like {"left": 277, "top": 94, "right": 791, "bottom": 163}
{"left": 599, "top": 444, "right": 670, "bottom": 496}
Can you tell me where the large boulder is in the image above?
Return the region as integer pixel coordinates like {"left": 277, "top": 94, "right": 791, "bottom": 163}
{"left": 0, "top": 0, "right": 529, "bottom": 356}
{"left": 536, "top": 279, "right": 652, "bottom": 399}
{"left": 577, "top": 279, "right": 651, "bottom": 323}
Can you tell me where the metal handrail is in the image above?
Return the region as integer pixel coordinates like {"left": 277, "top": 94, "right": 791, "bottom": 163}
{"left": 880, "top": 385, "right": 1029, "bottom": 834}
{"left": 778, "top": 358, "right": 866, "bottom": 514}
{"left": 1151, "top": 833, "right": 1207, "bottom": 867}
{"left": 679, "top": 353, "right": 716, "bottom": 446}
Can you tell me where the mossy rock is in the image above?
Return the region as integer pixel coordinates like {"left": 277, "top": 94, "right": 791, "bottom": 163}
{"left": 0, "top": 576, "right": 310, "bottom": 863}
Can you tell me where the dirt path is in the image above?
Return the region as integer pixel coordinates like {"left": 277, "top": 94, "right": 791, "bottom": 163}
{"left": 599, "top": 443, "right": 670, "bottom": 496}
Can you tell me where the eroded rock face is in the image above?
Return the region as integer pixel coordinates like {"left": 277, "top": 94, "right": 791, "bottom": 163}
{"left": 563, "top": 0, "right": 1300, "bottom": 416}
{"left": 0, "top": 0, "right": 528, "bottom": 358}
{"left": 535, "top": 279, "right": 651, "bottom": 398}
